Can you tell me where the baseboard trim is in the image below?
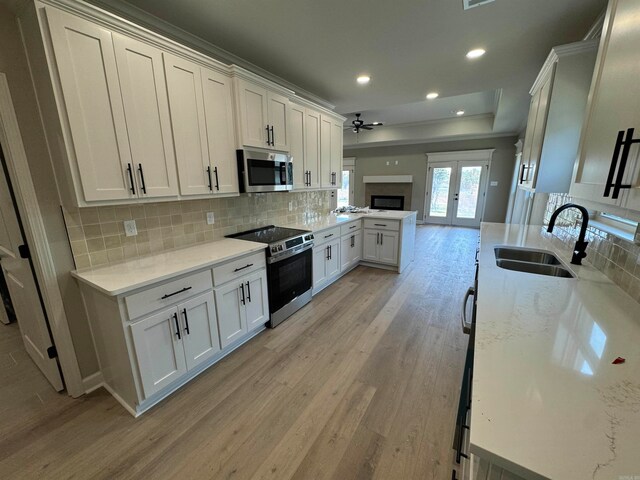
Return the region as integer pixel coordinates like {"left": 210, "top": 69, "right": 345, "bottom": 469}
{"left": 82, "top": 371, "right": 104, "bottom": 394}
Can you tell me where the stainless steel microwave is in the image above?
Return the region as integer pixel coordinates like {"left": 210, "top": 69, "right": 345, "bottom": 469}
{"left": 237, "top": 149, "right": 293, "bottom": 193}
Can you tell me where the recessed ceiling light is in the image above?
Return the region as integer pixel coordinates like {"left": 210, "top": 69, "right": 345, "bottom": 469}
{"left": 426, "top": 92, "right": 439, "bottom": 100}
{"left": 356, "top": 75, "right": 371, "bottom": 85}
{"left": 466, "top": 48, "right": 486, "bottom": 59}
{"left": 456, "top": 110, "right": 465, "bottom": 116}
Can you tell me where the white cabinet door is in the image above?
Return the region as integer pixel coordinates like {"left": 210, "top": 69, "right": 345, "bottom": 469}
{"left": 290, "top": 103, "right": 306, "bottom": 189}
{"left": 312, "top": 245, "right": 328, "bottom": 290}
{"left": 131, "top": 307, "right": 187, "bottom": 398}
{"left": 572, "top": 0, "right": 640, "bottom": 208}
{"left": 522, "top": 72, "right": 554, "bottom": 189}
{"left": 320, "top": 115, "right": 333, "bottom": 187}
{"left": 178, "top": 291, "right": 220, "bottom": 371}
{"left": 236, "top": 79, "right": 269, "bottom": 149}
{"left": 362, "top": 230, "right": 380, "bottom": 262}
{"left": 244, "top": 270, "right": 269, "bottom": 332}
{"left": 164, "top": 53, "right": 211, "bottom": 196}
{"left": 202, "top": 68, "right": 239, "bottom": 194}
{"left": 305, "top": 109, "right": 321, "bottom": 188}
{"left": 379, "top": 231, "right": 399, "bottom": 265}
{"left": 330, "top": 119, "right": 343, "bottom": 186}
{"left": 325, "top": 238, "right": 340, "bottom": 279}
{"left": 351, "top": 230, "right": 362, "bottom": 265}
{"left": 267, "top": 92, "right": 290, "bottom": 152}
{"left": 46, "top": 8, "right": 134, "bottom": 202}
{"left": 113, "top": 34, "right": 178, "bottom": 198}
{"left": 340, "top": 234, "right": 353, "bottom": 272}
{"left": 214, "top": 281, "right": 247, "bottom": 348}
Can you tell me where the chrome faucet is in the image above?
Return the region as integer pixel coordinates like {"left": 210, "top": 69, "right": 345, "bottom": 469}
{"left": 547, "top": 203, "right": 590, "bottom": 265}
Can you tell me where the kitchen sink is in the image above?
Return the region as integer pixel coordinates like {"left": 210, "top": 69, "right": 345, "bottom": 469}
{"left": 495, "top": 259, "right": 575, "bottom": 278}
{"left": 494, "top": 247, "right": 561, "bottom": 265}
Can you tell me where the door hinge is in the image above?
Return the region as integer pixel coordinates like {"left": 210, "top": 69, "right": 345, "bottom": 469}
{"left": 18, "top": 244, "right": 30, "bottom": 259}
{"left": 47, "top": 345, "right": 58, "bottom": 359}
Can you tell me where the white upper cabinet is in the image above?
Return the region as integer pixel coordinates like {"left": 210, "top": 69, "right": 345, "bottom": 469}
{"left": 234, "top": 78, "right": 290, "bottom": 152}
{"left": 290, "top": 103, "right": 306, "bottom": 189}
{"left": 46, "top": 8, "right": 134, "bottom": 202}
{"left": 112, "top": 34, "right": 178, "bottom": 198}
{"left": 305, "top": 109, "right": 321, "bottom": 189}
{"left": 164, "top": 54, "right": 238, "bottom": 196}
{"left": 320, "top": 114, "right": 343, "bottom": 188}
{"left": 572, "top": 0, "right": 640, "bottom": 211}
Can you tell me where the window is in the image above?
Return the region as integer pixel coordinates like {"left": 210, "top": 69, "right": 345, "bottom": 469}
{"left": 337, "top": 170, "right": 351, "bottom": 208}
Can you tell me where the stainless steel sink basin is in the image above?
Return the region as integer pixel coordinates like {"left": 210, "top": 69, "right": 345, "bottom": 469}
{"left": 495, "top": 259, "right": 575, "bottom": 278}
{"left": 494, "top": 247, "right": 561, "bottom": 265}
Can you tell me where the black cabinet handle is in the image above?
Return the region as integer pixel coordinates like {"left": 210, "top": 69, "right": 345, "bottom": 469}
{"left": 137, "top": 164, "right": 147, "bottom": 194}
{"left": 329, "top": 244, "right": 332, "bottom": 259}
{"left": 519, "top": 163, "right": 528, "bottom": 184}
{"left": 604, "top": 130, "right": 625, "bottom": 198}
{"left": 126, "top": 163, "right": 136, "bottom": 195}
{"left": 173, "top": 312, "right": 181, "bottom": 340}
{"left": 324, "top": 233, "right": 334, "bottom": 238}
{"left": 349, "top": 225, "right": 357, "bottom": 229}
{"left": 161, "top": 286, "right": 192, "bottom": 299}
{"left": 605, "top": 128, "right": 635, "bottom": 199}
{"left": 308, "top": 171, "right": 312, "bottom": 186}
{"left": 206, "top": 166, "right": 213, "bottom": 191}
{"left": 351, "top": 235, "right": 355, "bottom": 248}
{"left": 380, "top": 233, "right": 383, "bottom": 245}
{"left": 376, "top": 232, "right": 380, "bottom": 244}
{"left": 270, "top": 126, "right": 275, "bottom": 146}
{"left": 233, "top": 263, "right": 254, "bottom": 272}
{"left": 214, "top": 166, "right": 220, "bottom": 191}
{"left": 246, "top": 281, "right": 251, "bottom": 303}
{"left": 374, "top": 224, "right": 387, "bottom": 227}
{"left": 182, "top": 308, "right": 190, "bottom": 335}
{"left": 266, "top": 125, "right": 271, "bottom": 146}
{"left": 240, "top": 283, "right": 246, "bottom": 305}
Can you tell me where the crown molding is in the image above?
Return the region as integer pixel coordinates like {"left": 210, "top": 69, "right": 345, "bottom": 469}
{"left": 584, "top": 9, "right": 606, "bottom": 40}
{"left": 343, "top": 131, "right": 519, "bottom": 150}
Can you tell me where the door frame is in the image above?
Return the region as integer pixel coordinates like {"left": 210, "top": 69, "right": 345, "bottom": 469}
{"left": 424, "top": 149, "right": 494, "bottom": 227}
{"left": 0, "top": 73, "right": 83, "bottom": 397}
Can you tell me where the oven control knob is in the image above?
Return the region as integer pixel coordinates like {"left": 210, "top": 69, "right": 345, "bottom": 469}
{"left": 278, "top": 245, "right": 283, "bottom": 251}
{"left": 271, "top": 246, "right": 277, "bottom": 253}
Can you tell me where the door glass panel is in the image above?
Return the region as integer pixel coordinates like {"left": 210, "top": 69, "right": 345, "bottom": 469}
{"left": 429, "top": 167, "right": 452, "bottom": 217}
{"left": 457, "top": 166, "right": 482, "bottom": 219}
{"left": 337, "top": 170, "right": 350, "bottom": 208}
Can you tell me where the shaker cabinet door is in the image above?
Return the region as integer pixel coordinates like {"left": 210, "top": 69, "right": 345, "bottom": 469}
{"left": 214, "top": 282, "right": 247, "bottom": 348}
{"left": 244, "top": 270, "right": 269, "bottom": 332}
{"left": 290, "top": 103, "right": 307, "bottom": 189}
{"left": 267, "top": 92, "right": 290, "bottom": 152}
{"left": 236, "top": 79, "right": 269, "bottom": 149}
{"left": 305, "top": 109, "right": 322, "bottom": 189}
{"left": 178, "top": 292, "right": 221, "bottom": 371}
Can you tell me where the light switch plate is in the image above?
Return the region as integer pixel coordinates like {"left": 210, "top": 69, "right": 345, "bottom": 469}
{"left": 288, "top": 201, "right": 293, "bottom": 212}
{"left": 124, "top": 220, "right": 137, "bottom": 236}
{"left": 206, "top": 212, "right": 215, "bottom": 225}
{"left": 490, "top": 181, "right": 499, "bottom": 187}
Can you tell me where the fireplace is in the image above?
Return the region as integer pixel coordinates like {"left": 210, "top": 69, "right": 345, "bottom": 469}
{"left": 371, "top": 195, "right": 405, "bottom": 211}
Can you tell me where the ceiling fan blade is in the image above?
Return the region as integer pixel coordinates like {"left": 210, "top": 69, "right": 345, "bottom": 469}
{"left": 361, "top": 126, "right": 373, "bottom": 130}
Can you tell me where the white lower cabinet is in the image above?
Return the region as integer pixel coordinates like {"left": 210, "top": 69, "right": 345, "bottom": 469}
{"left": 312, "top": 238, "right": 340, "bottom": 291}
{"left": 179, "top": 292, "right": 221, "bottom": 370}
{"left": 363, "top": 229, "right": 399, "bottom": 265}
{"left": 214, "top": 269, "right": 269, "bottom": 347}
{"left": 340, "top": 230, "right": 362, "bottom": 272}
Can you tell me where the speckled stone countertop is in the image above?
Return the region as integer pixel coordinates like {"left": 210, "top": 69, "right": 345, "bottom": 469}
{"left": 471, "top": 222, "right": 640, "bottom": 480}
{"left": 285, "top": 210, "right": 417, "bottom": 233}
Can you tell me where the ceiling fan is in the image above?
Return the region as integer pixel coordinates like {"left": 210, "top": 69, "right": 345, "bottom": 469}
{"left": 349, "top": 113, "right": 383, "bottom": 133}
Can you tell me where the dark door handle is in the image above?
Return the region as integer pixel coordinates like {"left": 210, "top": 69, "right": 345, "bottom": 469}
{"left": 182, "top": 308, "right": 190, "bottom": 335}
{"left": 161, "top": 286, "right": 192, "bottom": 299}
{"left": 240, "top": 283, "right": 246, "bottom": 305}
{"left": 126, "top": 163, "right": 136, "bottom": 195}
{"left": 206, "top": 166, "right": 213, "bottom": 191}
{"left": 266, "top": 125, "right": 271, "bottom": 146}
{"left": 519, "top": 163, "right": 528, "bottom": 184}
{"left": 173, "top": 312, "right": 181, "bottom": 340}
{"left": 246, "top": 281, "right": 251, "bottom": 302}
{"left": 213, "top": 166, "right": 220, "bottom": 191}
{"left": 137, "top": 164, "right": 147, "bottom": 194}
{"left": 270, "top": 126, "right": 275, "bottom": 146}
{"left": 233, "top": 263, "right": 254, "bottom": 272}
{"left": 374, "top": 224, "right": 387, "bottom": 227}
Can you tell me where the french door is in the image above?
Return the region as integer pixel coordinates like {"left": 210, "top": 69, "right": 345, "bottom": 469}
{"left": 425, "top": 160, "right": 489, "bottom": 227}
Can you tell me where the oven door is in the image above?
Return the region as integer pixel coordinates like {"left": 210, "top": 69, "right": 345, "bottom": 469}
{"left": 266, "top": 246, "right": 312, "bottom": 315}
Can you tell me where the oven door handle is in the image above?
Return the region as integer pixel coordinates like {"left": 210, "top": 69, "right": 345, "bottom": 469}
{"left": 267, "top": 242, "right": 313, "bottom": 264}
{"left": 461, "top": 286, "right": 475, "bottom": 335}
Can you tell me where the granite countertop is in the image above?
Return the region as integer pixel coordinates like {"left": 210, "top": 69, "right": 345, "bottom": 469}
{"left": 472, "top": 222, "right": 640, "bottom": 480}
{"left": 71, "top": 238, "right": 267, "bottom": 296}
{"left": 285, "top": 210, "right": 418, "bottom": 233}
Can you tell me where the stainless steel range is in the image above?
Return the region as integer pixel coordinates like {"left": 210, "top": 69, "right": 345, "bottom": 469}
{"left": 227, "top": 226, "right": 314, "bottom": 327}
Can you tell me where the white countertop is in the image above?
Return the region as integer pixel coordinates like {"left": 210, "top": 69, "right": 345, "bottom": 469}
{"left": 71, "top": 238, "right": 267, "bottom": 296}
{"left": 285, "top": 210, "right": 417, "bottom": 233}
{"left": 472, "top": 223, "right": 640, "bottom": 480}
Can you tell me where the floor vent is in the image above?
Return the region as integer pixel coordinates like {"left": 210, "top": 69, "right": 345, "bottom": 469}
{"left": 463, "top": 0, "right": 495, "bottom": 10}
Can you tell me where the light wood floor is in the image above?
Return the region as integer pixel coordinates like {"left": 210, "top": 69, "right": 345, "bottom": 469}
{"left": 0, "top": 225, "right": 477, "bottom": 480}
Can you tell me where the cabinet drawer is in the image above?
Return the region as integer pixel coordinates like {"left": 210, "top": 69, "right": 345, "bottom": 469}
{"left": 125, "top": 270, "right": 213, "bottom": 321}
{"left": 364, "top": 219, "right": 400, "bottom": 231}
{"left": 314, "top": 226, "right": 341, "bottom": 246}
{"left": 212, "top": 251, "right": 266, "bottom": 286}
{"left": 340, "top": 221, "right": 361, "bottom": 236}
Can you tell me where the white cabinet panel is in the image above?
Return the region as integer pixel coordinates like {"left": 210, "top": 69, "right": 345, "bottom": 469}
{"left": 244, "top": 270, "right": 269, "bottom": 332}
{"left": 320, "top": 115, "right": 332, "bottom": 187}
{"left": 214, "top": 281, "right": 247, "bottom": 348}
{"left": 202, "top": 68, "right": 238, "bottom": 194}
{"left": 340, "top": 230, "right": 362, "bottom": 273}
{"left": 290, "top": 103, "right": 306, "bottom": 189}
{"left": 236, "top": 79, "right": 269, "bottom": 149}
{"left": 178, "top": 292, "right": 220, "bottom": 371}
{"left": 305, "top": 109, "right": 321, "bottom": 188}
{"left": 362, "top": 230, "right": 379, "bottom": 262}
{"left": 331, "top": 119, "right": 343, "bottom": 184}
{"left": 268, "top": 91, "right": 290, "bottom": 151}
{"left": 113, "top": 34, "right": 178, "bottom": 198}
{"left": 312, "top": 245, "right": 328, "bottom": 290}
{"left": 164, "top": 53, "right": 210, "bottom": 196}
{"left": 46, "top": 8, "right": 134, "bottom": 202}
{"left": 379, "top": 231, "right": 399, "bottom": 265}
{"left": 325, "top": 238, "right": 340, "bottom": 279}
{"left": 131, "top": 307, "right": 187, "bottom": 398}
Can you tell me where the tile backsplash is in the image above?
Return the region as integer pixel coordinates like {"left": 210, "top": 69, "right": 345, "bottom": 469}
{"left": 542, "top": 193, "right": 640, "bottom": 304}
{"left": 63, "top": 191, "right": 332, "bottom": 270}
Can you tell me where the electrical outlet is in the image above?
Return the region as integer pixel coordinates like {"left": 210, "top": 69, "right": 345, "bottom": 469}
{"left": 490, "top": 181, "right": 498, "bottom": 187}
{"left": 124, "top": 220, "right": 137, "bottom": 236}
{"left": 288, "top": 201, "right": 293, "bottom": 212}
{"left": 206, "top": 212, "right": 215, "bottom": 225}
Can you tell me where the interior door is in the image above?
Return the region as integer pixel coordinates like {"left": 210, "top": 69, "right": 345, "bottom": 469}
{"left": 214, "top": 281, "right": 247, "bottom": 348}
{"left": 130, "top": 307, "right": 187, "bottom": 398}
{"left": 0, "top": 148, "right": 63, "bottom": 390}
{"left": 244, "top": 270, "right": 269, "bottom": 332}
{"left": 202, "top": 67, "right": 239, "bottom": 194}
{"left": 113, "top": 34, "right": 178, "bottom": 198}
{"left": 178, "top": 291, "right": 220, "bottom": 371}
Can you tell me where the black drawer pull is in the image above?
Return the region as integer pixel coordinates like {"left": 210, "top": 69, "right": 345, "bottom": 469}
{"left": 233, "top": 263, "right": 254, "bottom": 272}
{"left": 349, "top": 225, "right": 357, "bottom": 229}
{"left": 240, "top": 283, "right": 246, "bottom": 305}
{"left": 161, "top": 286, "right": 192, "bottom": 299}
{"left": 324, "top": 233, "right": 334, "bottom": 238}
{"left": 206, "top": 166, "right": 213, "bottom": 191}
{"left": 214, "top": 166, "right": 220, "bottom": 191}
{"left": 126, "top": 163, "right": 136, "bottom": 195}
{"left": 246, "top": 281, "right": 251, "bottom": 302}
{"left": 137, "top": 163, "right": 147, "bottom": 194}
{"left": 374, "top": 224, "right": 387, "bottom": 227}
{"left": 173, "top": 312, "right": 181, "bottom": 340}
{"left": 182, "top": 308, "right": 190, "bottom": 335}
